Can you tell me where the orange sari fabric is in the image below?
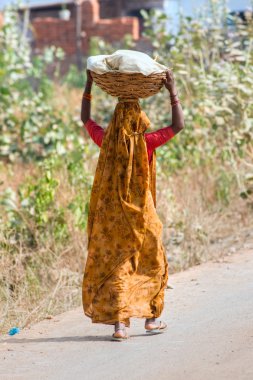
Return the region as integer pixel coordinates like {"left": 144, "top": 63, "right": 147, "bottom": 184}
{"left": 82, "top": 99, "right": 168, "bottom": 327}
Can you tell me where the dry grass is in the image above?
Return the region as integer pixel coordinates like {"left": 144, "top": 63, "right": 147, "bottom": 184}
{"left": 0, "top": 160, "right": 252, "bottom": 334}
{"left": 157, "top": 165, "right": 253, "bottom": 272}
{"left": 0, "top": 162, "right": 86, "bottom": 333}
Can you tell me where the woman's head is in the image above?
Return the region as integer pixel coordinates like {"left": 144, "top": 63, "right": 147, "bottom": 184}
{"left": 112, "top": 99, "right": 150, "bottom": 135}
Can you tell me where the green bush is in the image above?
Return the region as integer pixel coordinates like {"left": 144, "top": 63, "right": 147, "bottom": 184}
{"left": 140, "top": 1, "right": 253, "bottom": 172}
{"left": 1, "top": 0, "right": 253, "bottom": 332}
{"left": 0, "top": 7, "right": 78, "bottom": 162}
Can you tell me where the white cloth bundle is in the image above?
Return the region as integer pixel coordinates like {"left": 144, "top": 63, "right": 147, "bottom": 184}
{"left": 87, "top": 50, "right": 167, "bottom": 76}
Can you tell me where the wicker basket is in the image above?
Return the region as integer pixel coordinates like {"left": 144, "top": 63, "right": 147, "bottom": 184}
{"left": 91, "top": 71, "right": 167, "bottom": 99}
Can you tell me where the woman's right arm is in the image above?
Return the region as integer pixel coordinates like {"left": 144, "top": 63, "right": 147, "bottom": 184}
{"left": 81, "top": 70, "right": 104, "bottom": 147}
{"left": 81, "top": 70, "right": 93, "bottom": 125}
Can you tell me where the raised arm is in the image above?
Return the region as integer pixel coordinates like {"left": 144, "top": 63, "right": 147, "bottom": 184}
{"left": 81, "top": 70, "right": 105, "bottom": 147}
{"left": 81, "top": 70, "right": 93, "bottom": 125}
{"left": 164, "top": 69, "right": 184, "bottom": 134}
{"left": 145, "top": 70, "right": 184, "bottom": 153}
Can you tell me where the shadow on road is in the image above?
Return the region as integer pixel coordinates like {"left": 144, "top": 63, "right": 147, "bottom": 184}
{"left": 1, "top": 333, "right": 150, "bottom": 344}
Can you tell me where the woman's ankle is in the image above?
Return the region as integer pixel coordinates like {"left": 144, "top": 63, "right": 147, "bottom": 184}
{"left": 146, "top": 317, "right": 156, "bottom": 323}
{"left": 115, "top": 321, "right": 126, "bottom": 331}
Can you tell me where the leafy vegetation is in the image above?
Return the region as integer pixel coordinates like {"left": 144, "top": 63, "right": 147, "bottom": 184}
{"left": 0, "top": 1, "right": 253, "bottom": 332}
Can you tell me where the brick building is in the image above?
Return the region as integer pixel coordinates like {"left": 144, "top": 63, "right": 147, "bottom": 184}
{"left": 21, "top": 0, "right": 140, "bottom": 62}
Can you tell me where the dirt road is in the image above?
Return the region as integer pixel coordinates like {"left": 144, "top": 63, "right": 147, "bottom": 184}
{"left": 1, "top": 247, "right": 253, "bottom": 380}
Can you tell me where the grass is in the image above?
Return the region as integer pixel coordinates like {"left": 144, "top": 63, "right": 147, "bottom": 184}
{"left": 1, "top": 0, "right": 253, "bottom": 335}
{"left": 1, "top": 157, "right": 252, "bottom": 334}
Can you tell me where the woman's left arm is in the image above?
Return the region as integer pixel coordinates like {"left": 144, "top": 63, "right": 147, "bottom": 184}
{"left": 145, "top": 70, "right": 184, "bottom": 152}
{"left": 164, "top": 69, "right": 184, "bottom": 134}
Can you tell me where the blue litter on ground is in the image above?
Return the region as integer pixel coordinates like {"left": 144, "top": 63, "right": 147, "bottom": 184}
{"left": 8, "top": 327, "right": 20, "bottom": 336}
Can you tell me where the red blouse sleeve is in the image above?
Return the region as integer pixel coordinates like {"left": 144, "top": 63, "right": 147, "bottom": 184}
{"left": 83, "top": 118, "right": 105, "bottom": 147}
{"left": 145, "top": 125, "right": 175, "bottom": 152}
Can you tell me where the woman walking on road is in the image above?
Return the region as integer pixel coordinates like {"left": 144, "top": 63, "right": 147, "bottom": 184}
{"left": 81, "top": 69, "right": 184, "bottom": 341}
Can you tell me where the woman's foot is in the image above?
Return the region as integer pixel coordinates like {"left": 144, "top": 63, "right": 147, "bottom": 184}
{"left": 145, "top": 317, "right": 167, "bottom": 334}
{"left": 112, "top": 322, "right": 129, "bottom": 341}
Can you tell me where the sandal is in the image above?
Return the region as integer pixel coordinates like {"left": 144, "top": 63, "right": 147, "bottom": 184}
{"left": 111, "top": 327, "right": 129, "bottom": 342}
{"left": 145, "top": 319, "right": 168, "bottom": 335}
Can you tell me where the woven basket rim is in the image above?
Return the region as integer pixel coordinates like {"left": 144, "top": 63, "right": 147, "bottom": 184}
{"left": 90, "top": 69, "right": 167, "bottom": 98}
{"left": 91, "top": 70, "right": 167, "bottom": 77}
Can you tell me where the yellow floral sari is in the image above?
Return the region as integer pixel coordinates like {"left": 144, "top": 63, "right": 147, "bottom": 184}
{"left": 82, "top": 99, "right": 168, "bottom": 327}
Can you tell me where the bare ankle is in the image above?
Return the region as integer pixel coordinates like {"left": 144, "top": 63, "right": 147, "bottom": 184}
{"left": 115, "top": 322, "right": 126, "bottom": 331}
{"left": 146, "top": 317, "right": 156, "bottom": 323}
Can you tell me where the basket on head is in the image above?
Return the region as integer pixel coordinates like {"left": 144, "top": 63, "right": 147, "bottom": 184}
{"left": 87, "top": 50, "right": 168, "bottom": 99}
{"left": 91, "top": 71, "right": 167, "bottom": 99}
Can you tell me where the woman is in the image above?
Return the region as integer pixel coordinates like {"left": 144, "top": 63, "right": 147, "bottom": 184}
{"left": 81, "top": 69, "right": 184, "bottom": 341}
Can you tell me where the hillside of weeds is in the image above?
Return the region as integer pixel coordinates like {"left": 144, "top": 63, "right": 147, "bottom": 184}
{"left": 0, "top": 1, "right": 253, "bottom": 333}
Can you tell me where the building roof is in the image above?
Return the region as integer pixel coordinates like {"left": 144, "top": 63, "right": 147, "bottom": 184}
{"left": 20, "top": 0, "right": 75, "bottom": 9}
{"left": 0, "top": 0, "right": 79, "bottom": 10}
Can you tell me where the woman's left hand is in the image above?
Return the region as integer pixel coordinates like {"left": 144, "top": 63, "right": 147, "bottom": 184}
{"left": 163, "top": 69, "right": 177, "bottom": 94}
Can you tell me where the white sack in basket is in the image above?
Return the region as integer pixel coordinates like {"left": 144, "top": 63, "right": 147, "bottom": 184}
{"left": 87, "top": 50, "right": 167, "bottom": 76}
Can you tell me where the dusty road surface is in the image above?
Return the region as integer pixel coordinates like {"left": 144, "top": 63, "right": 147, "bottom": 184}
{"left": 1, "top": 248, "right": 253, "bottom": 380}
